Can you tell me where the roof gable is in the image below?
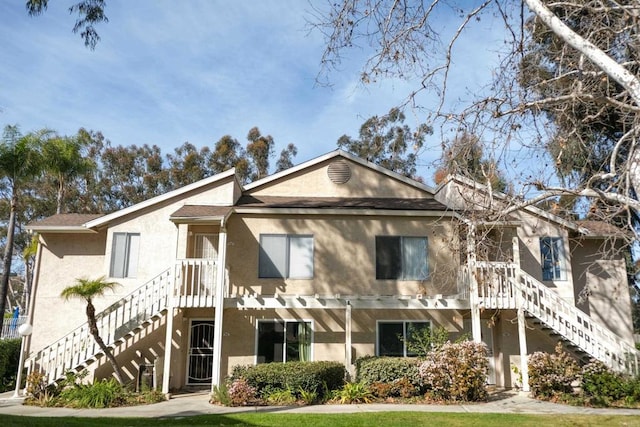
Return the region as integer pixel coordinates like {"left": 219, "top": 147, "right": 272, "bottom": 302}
{"left": 245, "top": 150, "right": 435, "bottom": 199}
{"left": 84, "top": 168, "right": 240, "bottom": 229}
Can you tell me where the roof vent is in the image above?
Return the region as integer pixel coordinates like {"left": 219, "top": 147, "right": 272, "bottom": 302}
{"left": 327, "top": 160, "right": 351, "bottom": 184}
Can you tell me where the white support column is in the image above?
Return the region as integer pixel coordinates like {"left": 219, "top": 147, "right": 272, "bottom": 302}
{"left": 467, "top": 223, "right": 481, "bottom": 343}
{"left": 345, "top": 301, "right": 352, "bottom": 377}
{"left": 211, "top": 229, "right": 227, "bottom": 390}
{"left": 517, "top": 306, "right": 530, "bottom": 392}
{"left": 161, "top": 305, "right": 174, "bottom": 396}
{"left": 512, "top": 234, "right": 529, "bottom": 391}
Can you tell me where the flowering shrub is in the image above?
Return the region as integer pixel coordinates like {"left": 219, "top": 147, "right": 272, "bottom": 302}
{"left": 418, "top": 341, "right": 488, "bottom": 401}
{"left": 228, "top": 378, "right": 258, "bottom": 406}
{"left": 528, "top": 343, "right": 579, "bottom": 399}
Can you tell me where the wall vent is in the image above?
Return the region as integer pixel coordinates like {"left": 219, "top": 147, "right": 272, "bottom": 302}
{"left": 327, "top": 160, "right": 351, "bottom": 184}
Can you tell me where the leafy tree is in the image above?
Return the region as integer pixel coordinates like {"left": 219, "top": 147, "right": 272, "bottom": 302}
{"left": 337, "top": 108, "right": 431, "bottom": 179}
{"left": 246, "top": 127, "right": 274, "bottom": 182}
{"left": 42, "top": 135, "right": 95, "bottom": 214}
{"left": 209, "top": 135, "right": 251, "bottom": 183}
{"left": 313, "top": 0, "right": 640, "bottom": 235}
{"left": 275, "top": 143, "right": 298, "bottom": 173}
{"left": 26, "top": 0, "right": 108, "bottom": 49}
{"left": 98, "top": 143, "right": 170, "bottom": 211}
{"left": 0, "top": 126, "right": 47, "bottom": 333}
{"left": 165, "top": 142, "right": 211, "bottom": 189}
{"left": 60, "top": 277, "right": 124, "bottom": 385}
{"left": 434, "top": 132, "right": 507, "bottom": 192}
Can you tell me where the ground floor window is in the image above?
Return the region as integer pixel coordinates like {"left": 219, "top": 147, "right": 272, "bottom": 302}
{"left": 257, "top": 320, "right": 312, "bottom": 363}
{"left": 377, "top": 321, "right": 430, "bottom": 357}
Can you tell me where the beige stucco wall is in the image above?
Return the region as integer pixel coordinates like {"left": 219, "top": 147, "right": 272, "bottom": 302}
{"left": 248, "top": 159, "right": 433, "bottom": 199}
{"left": 220, "top": 308, "right": 464, "bottom": 378}
{"left": 510, "top": 210, "right": 575, "bottom": 303}
{"left": 30, "top": 231, "right": 107, "bottom": 353}
{"left": 225, "top": 214, "right": 461, "bottom": 298}
{"left": 570, "top": 239, "right": 634, "bottom": 343}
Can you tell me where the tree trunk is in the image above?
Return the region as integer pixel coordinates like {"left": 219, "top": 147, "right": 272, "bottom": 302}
{"left": 0, "top": 192, "right": 17, "bottom": 335}
{"left": 56, "top": 175, "right": 65, "bottom": 215}
{"left": 86, "top": 300, "right": 125, "bottom": 385}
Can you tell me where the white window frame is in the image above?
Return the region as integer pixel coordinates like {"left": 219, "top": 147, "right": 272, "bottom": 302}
{"left": 376, "top": 320, "right": 431, "bottom": 357}
{"left": 109, "top": 232, "right": 140, "bottom": 278}
{"left": 539, "top": 236, "right": 566, "bottom": 281}
{"left": 255, "top": 319, "right": 314, "bottom": 364}
{"left": 258, "top": 234, "right": 314, "bottom": 279}
{"left": 375, "top": 236, "right": 429, "bottom": 280}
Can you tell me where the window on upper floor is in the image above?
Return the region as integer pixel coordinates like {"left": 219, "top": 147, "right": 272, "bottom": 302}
{"left": 377, "top": 321, "right": 431, "bottom": 357}
{"left": 257, "top": 320, "right": 312, "bottom": 363}
{"left": 539, "top": 236, "right": 565, "bottom": 281}
{"left": 376, "top": 236, "right": 428, "bottom": 280}
{"left": 259, "top": 234, "right": 314, "bottom": 279}
{"left": 109, "top": 232, "right": 140, "bottom": 278}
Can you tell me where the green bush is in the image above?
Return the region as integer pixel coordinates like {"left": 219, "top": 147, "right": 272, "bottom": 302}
{"left": 231, "top": 361, "right": 345, "bottom": 401}
{"left": 418, "top": 341, "right": 488, "bottom": 402}
{"left": 59, "top": 378, "right": 128, "bottom": 408}
{"left": 356, "top": 356, "right": 421, "bottom": 389}
{"left": 581, "top": 360, "right": 628, "bottom": 404}
{"left": 0, "top": 338, "right": 21, "bottom": 392}
{"left": 528, "top": 343, "right": 579, "bottom": 399}
{"left": 335, "top": 382, "right": 373, "bottom": 404}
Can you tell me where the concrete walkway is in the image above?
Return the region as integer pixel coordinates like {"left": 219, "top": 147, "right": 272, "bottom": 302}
{"left": 1, "top": 390, "right": 640, "bottom": 418}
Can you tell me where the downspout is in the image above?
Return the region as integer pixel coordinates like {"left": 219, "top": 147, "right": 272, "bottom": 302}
{"left": 211, "top": 216, "right": 229, "bottom": 389}
{"left": 345, "top": 300, "right": 352, "bottom": 379}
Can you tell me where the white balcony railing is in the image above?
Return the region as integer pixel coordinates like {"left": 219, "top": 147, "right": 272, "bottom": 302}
{"left": 174, "top": 259, "right": 218, "bottom": 308}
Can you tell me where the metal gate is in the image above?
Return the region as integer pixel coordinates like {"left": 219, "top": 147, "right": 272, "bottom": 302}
{"left": 187, "top": 320, "right": 215, "bottom": 384}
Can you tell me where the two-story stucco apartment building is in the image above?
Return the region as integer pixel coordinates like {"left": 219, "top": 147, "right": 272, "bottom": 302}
{"left": 23, "top": 150, "right": 638, "bottom": 393}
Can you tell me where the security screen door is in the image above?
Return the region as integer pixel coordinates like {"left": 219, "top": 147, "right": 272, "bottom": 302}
{"left": 187, "top": 320, "right": 215, "bottom": 384}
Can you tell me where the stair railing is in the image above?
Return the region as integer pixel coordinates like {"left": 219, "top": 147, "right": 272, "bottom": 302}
{"left": 26, "top": 268, "right": 172, "bottom": 384}
{"left": 476, "top": 261, "right": 640, "bottom": 375}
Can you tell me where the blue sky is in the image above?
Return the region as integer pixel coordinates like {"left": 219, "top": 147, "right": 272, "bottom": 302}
{"left": 0, "top": 1, "right": 506, "bottom": 182}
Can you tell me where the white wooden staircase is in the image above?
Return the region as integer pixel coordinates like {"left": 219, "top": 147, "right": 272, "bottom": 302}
{"left": 26, "top": 258, "right": 220, "bottom": 385}
{"left": 476, "top": 262, "right": 640, "bottom": 375}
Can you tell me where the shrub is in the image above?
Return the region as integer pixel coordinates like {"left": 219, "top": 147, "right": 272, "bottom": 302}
{"left": 210, "top": 382, "right": 232, "bottom": 406}
{"left": 405, "top": 325, "right": 450, "bottom": 356}
{"left": 231, "top": 361, "right": 345, "bottom": 401}
{"left": 0, "top": 338, "right": 21, "bottom": 392}
{"left": 581, "top": 361, "right": 629, "bottom": 404}
{"left": 528, "top": 343, "right": 579, "bottom": 399}
{"left": 335, "top": 382, "right": 373, "bottom": 404}
{"left": 356, "top": 357, "right": 421, "bottom": 389}
{"left": 265, "top": 387, "right": 297, "bottom": 405}
{"left": 227, "top": 378, "right": 258, "bottom": 406}
{"left": 418, "top": 341, "right": 488, "bottom": 402}
{"left": 24, "top": 371, "right": 59, "bottom": 407}
{"left": 58, "top": 378, "right": 128, "bottom": 408}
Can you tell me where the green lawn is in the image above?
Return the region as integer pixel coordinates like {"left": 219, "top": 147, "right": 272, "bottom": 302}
{"left": 3, "top": 412, "right": 640, "bottom": 427}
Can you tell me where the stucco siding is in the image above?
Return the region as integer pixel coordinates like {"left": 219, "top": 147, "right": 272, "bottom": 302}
{"left": 248, "top": 159, "right": 432, "bottom": 199}
{"left": 225, "top": 214, "right": 461, "bottom": 298}
{"left": 31, "top": 231, "right": 107, "bottom": 353}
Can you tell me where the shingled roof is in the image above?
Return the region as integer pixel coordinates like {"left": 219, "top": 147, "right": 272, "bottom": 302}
{"left": 27, "top": 213, "right": 104, "bottom": 232}
{"left": 235, "top": 196, "right": 448, "bottom": 211}
{"left": 576, "top": 220, "right": 630, "bottom": 238}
